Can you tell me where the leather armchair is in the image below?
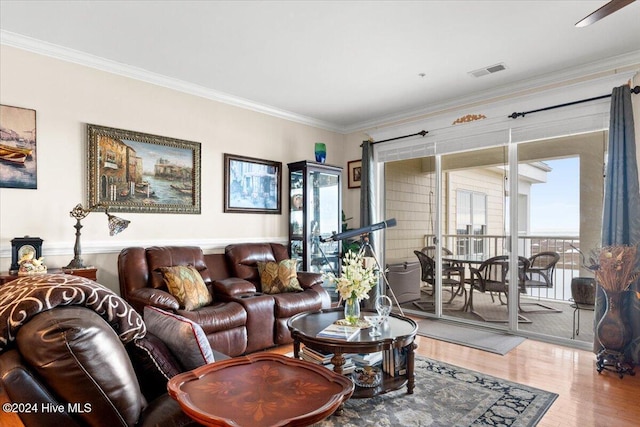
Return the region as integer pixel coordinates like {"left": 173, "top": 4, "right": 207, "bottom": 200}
{"left": 119, "top": 246, "right": 248, "bottom": 356}
{"left": 223, "top": 243, "right": 331, "bottom": 345}
{"left": 0, "top": 306, "right": 197, "bottom": 427}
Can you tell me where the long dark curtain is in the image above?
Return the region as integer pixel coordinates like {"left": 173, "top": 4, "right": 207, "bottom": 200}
{"left": 360, "top": 140, "right": 378, "bottom": 307}
{"left": 360, "top": 140, "right": 375, "bottom": 234}
{"left": 597, "top": 84, "right": 640, "bottom": 363}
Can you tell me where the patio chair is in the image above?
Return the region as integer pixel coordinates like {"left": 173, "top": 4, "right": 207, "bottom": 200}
{"left": 467, "top": 255, "right": 531, "bottom": 322}
{"left": 421, "top": 246, "right": 456, "bottom": 268}
{"left": 569, "top": 277, "right": 596, "bottom": 339}
{"left": 413, "top": 250, "right": 466, "bottom": 307}
{"left": 525, "top": 251, "right": 560, "bottom": 288}
{"left": 520, "top": 251, "right": 562, "bottom": 313}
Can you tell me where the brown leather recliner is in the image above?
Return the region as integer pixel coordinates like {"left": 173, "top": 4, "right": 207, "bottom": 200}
{"left": 118, "top": 243, "right": 332, "bottom": 355}
{"left": 0, "top": 306, "right": 197, "bottom": 427}
{"left": 118, "top": 246, "right": 249, "bottom": 356}
{"left": 222, "top": 243, "right": 331, "bottom": 345}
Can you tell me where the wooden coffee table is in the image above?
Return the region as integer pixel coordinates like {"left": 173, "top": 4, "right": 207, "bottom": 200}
{"left": 167, "top": 353, "right": 354, "bottom": 427}
{"left": 287, "top": 308, "right": 418, "bottom": 398}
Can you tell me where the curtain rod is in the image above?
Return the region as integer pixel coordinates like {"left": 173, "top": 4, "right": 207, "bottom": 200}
{"left": 509, "top": 85, "right": 640, "bottom": 119}
{"left": 363, "top": 130, "right": 428, "bottom": 146}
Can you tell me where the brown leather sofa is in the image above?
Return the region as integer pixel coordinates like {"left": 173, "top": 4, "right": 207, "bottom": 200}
{"left": 0, "top": 306, "right": 198, "bottom": 427}
{"left": 118, "top": 243, "right": 331, "bottom": 356}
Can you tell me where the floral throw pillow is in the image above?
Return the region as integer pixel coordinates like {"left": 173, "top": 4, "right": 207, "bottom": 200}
{"left": 157, "top": 265, "right": 212, "bottom": 311}
{"left": 257, "top": 259, "right": 303, "bottom": 294}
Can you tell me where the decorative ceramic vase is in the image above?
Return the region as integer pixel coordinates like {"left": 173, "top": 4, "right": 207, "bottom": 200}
{"left": 596, "top": 289, "right": 631, "bottom": 352}
{"left": 344, "top": 296, "right": 360, "bottom": 326}
{"left": 314, "top": 143, "right": 326, "bottom": 163}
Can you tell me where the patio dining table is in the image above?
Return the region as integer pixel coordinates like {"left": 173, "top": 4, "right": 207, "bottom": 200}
{"left": 443, "top": 254, "right": 488, "bottom": 265}
{"left": 442, "top": 254, "right": 533, "bottom": 323}
{"left": 441, "top": 255, "right": 487, "bottom": 313}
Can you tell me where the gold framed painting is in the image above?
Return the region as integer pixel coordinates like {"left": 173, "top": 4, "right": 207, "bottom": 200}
{"left": 87, "top": 124, "right": 201, "bottom": 214}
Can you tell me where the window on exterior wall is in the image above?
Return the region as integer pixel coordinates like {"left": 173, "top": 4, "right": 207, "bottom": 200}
{"left": 456, "top": 190, "right": 487, "bottom": 255}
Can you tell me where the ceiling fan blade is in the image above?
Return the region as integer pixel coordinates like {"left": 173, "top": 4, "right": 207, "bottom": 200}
{"left": 575, "top": 0, "right": 636, "bottom": 27}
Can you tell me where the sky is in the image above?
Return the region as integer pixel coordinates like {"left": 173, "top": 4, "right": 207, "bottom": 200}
{"left": 124, "top": 139, "right": 193, "bottom": 174}
{"left": 529, "top": 157, "right": 580, "bottom": 235}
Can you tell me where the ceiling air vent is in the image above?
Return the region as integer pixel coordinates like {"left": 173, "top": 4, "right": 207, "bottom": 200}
{"left": 469, "top": 62, "right": 507, "bottom": 78}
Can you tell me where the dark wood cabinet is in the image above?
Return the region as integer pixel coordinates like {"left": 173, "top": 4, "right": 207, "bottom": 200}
{"left": 287, "top": 161, "right": 342, "bottom": 302}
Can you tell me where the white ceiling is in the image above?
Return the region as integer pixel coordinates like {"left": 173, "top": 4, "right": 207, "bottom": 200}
{"left": 1, "top": 1, "right": 639, "bottom": 133}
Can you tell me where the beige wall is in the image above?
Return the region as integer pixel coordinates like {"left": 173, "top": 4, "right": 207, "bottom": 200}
{"left": 0, "top": 46, "right": 348, "bottom": 293}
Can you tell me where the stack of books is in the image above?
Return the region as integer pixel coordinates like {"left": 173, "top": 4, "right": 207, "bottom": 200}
{"left": 350, "top": 351, "right": 383, "bottom": 368}
{"left": 300, "top": 346, "right": 355, "bottom": 375}
{"left": 382, "top": 347, "right": 408, "bottom": 377}
{"left": 316, "top": 323, "right": 361, "bottom": 341}
{"left": 300, "top": 346, "right": 333, "bottom": 365}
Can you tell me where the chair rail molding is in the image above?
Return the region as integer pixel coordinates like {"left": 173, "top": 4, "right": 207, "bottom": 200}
{"left": 0, "top": 237, "right": 289, "bottom": 259}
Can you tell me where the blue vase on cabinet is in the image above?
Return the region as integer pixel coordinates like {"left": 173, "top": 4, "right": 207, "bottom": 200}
{"left": 314, "top": 143, "right": 326, "bottom": 163}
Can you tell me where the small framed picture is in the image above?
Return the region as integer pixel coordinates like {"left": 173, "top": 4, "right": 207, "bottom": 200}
{"left": 224, "top": 153, "right": 282, "bottom": 214}
{"left": 348, "top": 160, "right": 362, "bottom": 189}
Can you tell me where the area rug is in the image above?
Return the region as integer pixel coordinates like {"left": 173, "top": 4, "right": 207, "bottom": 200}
{"left": 417, "top": 319, "right": 526, "bottom": 355}
{"left": 313, "top": 357, "right": 557, "bottom": 427}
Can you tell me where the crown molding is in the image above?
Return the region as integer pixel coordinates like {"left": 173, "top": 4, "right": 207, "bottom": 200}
{"left": 0, "top": 30, "right": 342, "bottom": 133}
{"left": 2, "top": 30, "right": 638, "bottom": 136}
{"left": 345, "top": 50, "right": 640, "bottom": 134}
{"left": 367, "top": 68, "right": 636, "bottom": 145}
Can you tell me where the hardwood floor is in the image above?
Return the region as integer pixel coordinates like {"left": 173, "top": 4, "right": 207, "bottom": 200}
{"left": 268, "top": 336, "right": 640, "bottom": 427}
{"left": 3, "top": 337, "right": 638, "bottom": 426}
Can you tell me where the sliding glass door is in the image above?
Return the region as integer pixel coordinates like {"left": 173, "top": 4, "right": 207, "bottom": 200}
{"left": 382, "top": 131, "right": 605, "bottom": 346}
{"left": 384, "top": 144, "right": 513, "bottom": 325}
{"left": 515, "top": 133, "right": 605, "bottom": 344}
{"left": 439, "top": 144, "right": 512, "bottom": 326}
{"left": 384, "top": 156, "right": 437, "bottom": 315}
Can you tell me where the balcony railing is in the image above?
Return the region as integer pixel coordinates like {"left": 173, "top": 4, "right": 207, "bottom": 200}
{"left": 426, "top": 233, "right": 583, "bottom": 302}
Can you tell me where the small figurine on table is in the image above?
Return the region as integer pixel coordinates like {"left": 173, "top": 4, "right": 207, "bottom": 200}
{"left": 18, "top": 248, "right": 47, "bottom": 276}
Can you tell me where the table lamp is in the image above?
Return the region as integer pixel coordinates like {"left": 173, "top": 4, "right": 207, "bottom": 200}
{"left": 65, "top": 203, "right": 130, "bottom": 269}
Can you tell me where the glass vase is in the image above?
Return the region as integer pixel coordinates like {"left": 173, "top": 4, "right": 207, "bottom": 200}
{"left": 314, "top": 142, "right": 326, "bottom": 163}
{"left": 344, "top": 297, "right": 360, "bottom": 326}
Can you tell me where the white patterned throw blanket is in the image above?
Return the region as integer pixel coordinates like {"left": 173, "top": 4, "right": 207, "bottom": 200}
{"left": 0, "top": 274, "right": 146, "bottom": 351}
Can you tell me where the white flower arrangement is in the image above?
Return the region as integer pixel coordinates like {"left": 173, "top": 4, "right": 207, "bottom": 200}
{"left": 325, "top": 251, "right": 377, "bottom": 301}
